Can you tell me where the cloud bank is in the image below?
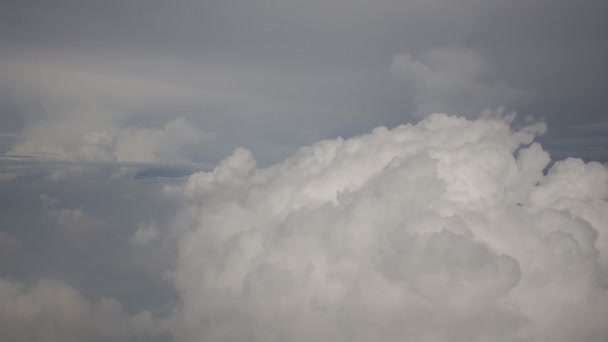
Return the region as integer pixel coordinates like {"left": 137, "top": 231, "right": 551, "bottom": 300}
{"left": 0, "top": 278, "right": 165, "bottom": 342}
{"left": 162, "top": 113, "right": 608, "bottom": 341}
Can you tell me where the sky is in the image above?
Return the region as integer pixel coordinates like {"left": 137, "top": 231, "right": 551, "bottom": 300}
{"left": 0, "top": 1, "right": 607, "bottom": 341}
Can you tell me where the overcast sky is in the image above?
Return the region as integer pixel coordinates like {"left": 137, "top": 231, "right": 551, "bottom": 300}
{"left": 1, "top": 1, "right": 607, "bottom": 341}
{"left": 2, "top": 0, "right": 607, "bottom": 164}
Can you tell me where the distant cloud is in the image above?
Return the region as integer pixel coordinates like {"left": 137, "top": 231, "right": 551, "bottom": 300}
{"left": 131, "top": 222, "right": 161, "bottom": 246}
{"left": 0, "top": 278, "right": 165, "bottom": 342}
{"left": 3, "top": 60, "right": 214, "bottom": 170}
{"left": 10, "top": 117, "right": 212, "bottom": 165}
{"left": 41, "top": 195, "right": 110, "bottom": 243}
{"left": 391, "top": 48, "right": 529, "bottom": 117}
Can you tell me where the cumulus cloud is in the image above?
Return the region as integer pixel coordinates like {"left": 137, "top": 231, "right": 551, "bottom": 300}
{"left": 0, "top": 277, "right": 165, "bottom": 342}
{"left": 163, "top": 113, "right": 607, "bottom": 341}
{"left": 111, "top": 117, "right": 212, "bottom": 164}
{"left": 2, "top": 60, "right": 213, "bottom": 168}
{"left": 11, "top": 117, "right": 211, "bottom": 165}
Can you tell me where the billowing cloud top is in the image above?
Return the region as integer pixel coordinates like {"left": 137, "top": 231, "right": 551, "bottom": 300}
{"left": 159, "top": 114, "right": 608, "bottom": 342}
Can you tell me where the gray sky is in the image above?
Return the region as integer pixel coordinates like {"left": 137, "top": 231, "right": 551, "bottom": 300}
{"left": 1, "top": 0, "right": 607, "bottom": 164}
{"left": 1, "top": 1, "right": 607, "bottom": 341}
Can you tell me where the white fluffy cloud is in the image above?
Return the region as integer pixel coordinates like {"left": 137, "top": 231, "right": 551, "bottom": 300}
{"left": 163, "top": 113, "right": 608, "bottom": 341}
